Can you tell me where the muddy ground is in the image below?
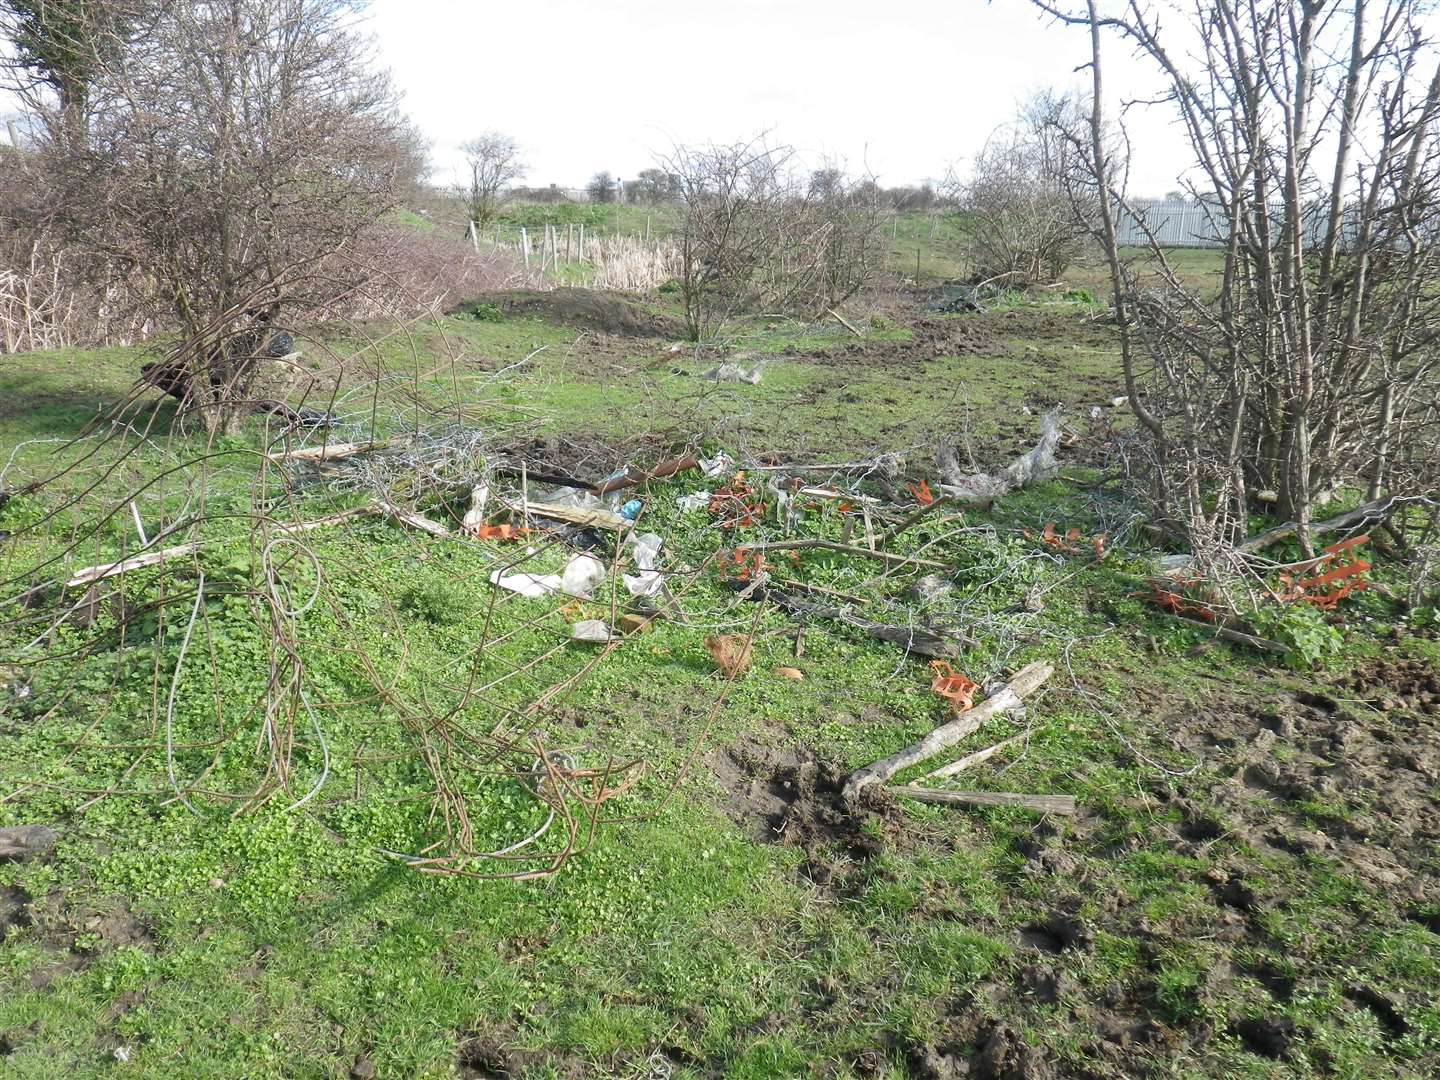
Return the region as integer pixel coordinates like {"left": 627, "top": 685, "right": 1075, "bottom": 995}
{"left": 699, "top": 656, "right": 1439, "bottom": 1079}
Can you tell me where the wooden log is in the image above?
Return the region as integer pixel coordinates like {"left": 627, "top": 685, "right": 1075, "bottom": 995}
{"left": 843, "top": 661, "right": 1052, "bottom": 799}
{"left": 592, "top": 454, "right": 700, "bottom": 495}
{"left": 925, "top": 731, "right": 1030, "bottom": 779}
{"left": 0, "top": 824, "right": 58, "bottom": 859}
{"left": 381, "top": 503, "right": 451, "bottom": 538}
{"left": 889, "top": 786, "right": 1075, "bottom": 816}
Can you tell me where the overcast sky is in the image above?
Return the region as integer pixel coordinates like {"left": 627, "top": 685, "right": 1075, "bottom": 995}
{"left": 367, "top": 0, "right": 1192, "bottom": 196}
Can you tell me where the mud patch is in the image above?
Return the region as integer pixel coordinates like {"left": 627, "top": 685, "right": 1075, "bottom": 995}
{"left": 1228, "top": 1015, "right": 1300, "bottom": 1061}
{"left": 455, "top": 1028, "right": 585, "bottom": 1079}
{"left": 3, "top": 891, "right": 155, "bottom": 992}
{"left": 801, "top": 315, "right": 999, "bottom": 367}
{"left": 1154, "top": 668, "right": 1440, "bottom": 885}
{"left": 0, "top": 883, "right": 30, "bottom": 936}
{"left": 465, "top": 289, "right": 684, "bottom": 338}
{"left": 706, "top": 743, "right": 902, "bottom": 871}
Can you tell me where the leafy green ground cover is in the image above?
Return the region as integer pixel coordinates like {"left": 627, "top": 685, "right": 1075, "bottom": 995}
{"left": 0, "top": 273, "right": 1436, "bottom": 1079}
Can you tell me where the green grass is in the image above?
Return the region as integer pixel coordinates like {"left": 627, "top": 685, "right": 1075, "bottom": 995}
{"left": 0, "top": 281, "right": 1434, "bottom": 1079}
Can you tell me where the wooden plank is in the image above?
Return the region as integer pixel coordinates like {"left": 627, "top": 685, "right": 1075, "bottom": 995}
{"left": 889, "top": 786, "right": 1075, "bottom": 816}
{"left": 511, "top": 501, "right": 629, "bottom": 531}
{"left": 67, "top": 542, "right": 201, "bottom": 588}
{"left": 266, "top": 440, "right": 386, "bottom": 464}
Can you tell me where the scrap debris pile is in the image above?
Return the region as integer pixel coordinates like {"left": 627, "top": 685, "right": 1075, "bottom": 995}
{"left": 1, "top": 403, "right": 1103, "bottom": 879}
{"left": 5, "top": 392, "right": 1385, "bottom": 880}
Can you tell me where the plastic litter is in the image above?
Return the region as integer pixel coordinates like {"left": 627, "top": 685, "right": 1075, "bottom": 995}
{"left": 700, "top": 360, "right": 767, "bottom": 384}
{"left": 541, "top": 487, "right": 606, "bottom": 510}
{"left": 619, "top": 498, "right": 643, "bottom": 521}
{"left": 623, "top": 532, "right": 665, "bottom": 598}
{"left": 571, "top": 619, "right": 615, "bottom": 643}
{"left": 699, "top": 453, "right": 733, "bottom": 478}
{"left": 675, "top": 491, "right": 712, "bottom": 512}
{"left": 490, "top": 553, "right": 606, "bottom": 599}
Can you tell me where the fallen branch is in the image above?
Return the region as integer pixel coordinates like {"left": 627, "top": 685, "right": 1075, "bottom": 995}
{"left": 381, "top": 502, "right": 451, "bottom": 538}
{"left": 265, "top": 439, "right": 386, "bottom": 464}
{"left": 925, "top": 731, "right": 1030, "bottom": 780}
{"left": 889, "top": 786, "right": 1075, "bottom": 816}
{"left": 1159, "top": 613, "right": 1289, "bottom": 655}
{"left": 843, "top": 661, "right": 1052, "bottom": 799}
{"left": 828, "top": 308, "right": 864, "bottom": 337}
{"left": 1237, "top": 494, "right": 1415, "bottom": 554}
{"left": 753, "top": 585, "right": 968, "bottom": 657}
{"left": 273, "top": 506, "right": 378, "bottom": 535}
{"left": 742, "top": 538, "right": 948, "bottom": 571}
{"left": 880, "top": 495, "right": 954, "bottom": 545}
{"left": 67, "top": 543, "right": 202, "bottom": 588}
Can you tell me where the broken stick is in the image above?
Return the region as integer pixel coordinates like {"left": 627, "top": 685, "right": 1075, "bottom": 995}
{"left": 843, "top": 661, "right": 1052, "bottom": 800}
{"left": 828, "top": 308, "right": 864, "bottom": 337}
{"left": 879, "top": 495, "right": 953, "bottom": 546}
{"left": 924, "top": 730, "right": 1030, "bottom": 780}
{"left": 889, "top": 786, "right": 1075, "bottom": 816}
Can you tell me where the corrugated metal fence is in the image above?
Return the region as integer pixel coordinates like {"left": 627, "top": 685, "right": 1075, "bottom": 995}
{"left": 1115, "top": 199, "right": 1372, "bottom": 249}
{"left": 1115, "top": 200, "right": 1225, "bottom": 247}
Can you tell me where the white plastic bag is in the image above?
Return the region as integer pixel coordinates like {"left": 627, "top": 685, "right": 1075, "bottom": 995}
{"left": 622, "top": 532, "right": 665, "bottom": 597}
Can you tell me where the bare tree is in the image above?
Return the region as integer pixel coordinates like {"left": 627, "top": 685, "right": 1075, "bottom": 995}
{"left": 1036, "top": 0, "right": 1440, "bottom": 564}
{"left": 662, "top": 137, "right": 800, "bottom": 339}
{"left": 661, "top": 139, "right": 891, "bottom": 339}
{"left": 587, "top": 170, "right": 618, "bottom": 204}
{"left": 0, "top": 0, "right": 149, "bottom": 146}
{"left": 804, "top": 163, "right": 893, "bottom": 313}
{"left": 459, "top": 131, "right": 523, "bottom": 229}
{"left": 954, "top": 88, "right": 1094, "bottom": 284}
{"left": 15, "top": 0, "right": 423, "bottom": 430}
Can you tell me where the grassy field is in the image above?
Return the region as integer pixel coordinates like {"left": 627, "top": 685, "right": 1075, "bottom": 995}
{"left": 1, "top": 261, "right": 1437, "bottom": 1079}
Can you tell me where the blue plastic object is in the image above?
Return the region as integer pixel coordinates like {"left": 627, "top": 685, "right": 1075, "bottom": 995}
{"left": 620, "top": 499, "right": 643, "bottom": 521}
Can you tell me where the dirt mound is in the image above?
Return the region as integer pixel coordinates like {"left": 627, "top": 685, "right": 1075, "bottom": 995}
{"left": 798, "top": 316, "right": 999, "bottom": 366}
{"left": 467, "top": 288, "right": 684, "bottom": 338}
{"left": 455, "top": 1028, "right": 585, "bottom": 1079}
{"left": 0, "top": 887, "right": 155, "bottom": 992}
